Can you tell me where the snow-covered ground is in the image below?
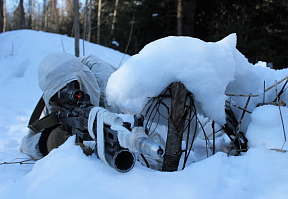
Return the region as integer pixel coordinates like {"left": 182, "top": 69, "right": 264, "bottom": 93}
{"left": 0, "top": 30, "right": 288, "bottom": 199}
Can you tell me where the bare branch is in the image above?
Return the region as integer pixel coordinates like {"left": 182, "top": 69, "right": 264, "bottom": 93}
{"left": 226, "top": 93, "right": 258, "bottom": 97}
{"left": 264, "top": 75, "right": 288, "bottom": 92}
{"left": 275, "top": 80, "right": 287, "bottom": 149}
{"left": 273, "top": 79, "right": 288, "bottom": 102}
{"left": 0, "top": 158, "right": 36, "bottom": 165}
{"left": 227, "top": 95, "right": 251, "bottom": 155}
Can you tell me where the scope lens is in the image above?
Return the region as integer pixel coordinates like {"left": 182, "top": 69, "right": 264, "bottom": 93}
{"left": 73, "top": 91, "right": 83, "bottom": 100}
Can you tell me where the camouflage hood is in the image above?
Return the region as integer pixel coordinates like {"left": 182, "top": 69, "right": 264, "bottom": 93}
{"left": 38, "top": 52, "right": 100, "bottom": 112}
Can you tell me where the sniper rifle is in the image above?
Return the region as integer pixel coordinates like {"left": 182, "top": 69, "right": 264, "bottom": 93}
{"left": 56, "top": 82, "right": 164, "bottom": 172}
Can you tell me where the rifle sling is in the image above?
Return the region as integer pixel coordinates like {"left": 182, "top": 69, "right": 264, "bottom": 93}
{"left": 27, "top": 96, "right": 59, "bottom": 133}
{"left": 28, "top": 96, "right": 45, "bottom": 126}
{"left": 28, "top": 113, "right": 59, "bottom": 133}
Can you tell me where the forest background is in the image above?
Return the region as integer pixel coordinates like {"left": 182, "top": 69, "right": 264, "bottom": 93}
{"left": 1, "top": 0, "right": 288, "bottom": 69}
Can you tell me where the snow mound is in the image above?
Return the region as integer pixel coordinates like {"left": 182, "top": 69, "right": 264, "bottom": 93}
{"left": 1, "top": 137, "right": 288, "bottom": 199}
{"left": 107, "top": 34, "right": 237, "bottom": 124}
{"left": 246, "top": 105, "right": 288, "bottom": 150}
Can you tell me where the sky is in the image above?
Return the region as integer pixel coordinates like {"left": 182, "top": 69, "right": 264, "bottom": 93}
{"left": 0, "top": 29, "right": 288, "bottom": 199}
{"left": 6, "top": 0, "right": 87, "bottom": 15}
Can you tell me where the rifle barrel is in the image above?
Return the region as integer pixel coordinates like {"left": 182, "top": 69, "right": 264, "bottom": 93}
{"left": 135, "top": 137, "right": 164, "bottom": 157}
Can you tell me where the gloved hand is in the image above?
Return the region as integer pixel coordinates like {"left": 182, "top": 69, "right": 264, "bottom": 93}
{"left": 75, "top": 143, "right": 94, "bottom": 156}
{"left": 47, "top": 125, "right": 70, "bottom": 153}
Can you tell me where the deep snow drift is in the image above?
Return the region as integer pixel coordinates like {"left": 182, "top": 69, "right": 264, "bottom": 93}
{"left": 107, "top": 34, "right": 237, "bottom": 125}
{"left": 0, "top": 30, "right": 288, "bottom": 199}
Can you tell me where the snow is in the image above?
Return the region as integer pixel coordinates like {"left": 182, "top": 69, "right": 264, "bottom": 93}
{"left": 112, "top": 39, "right": 119, "bottom": 47}
{"left": 255, "top": 61, "right": 267, "bottom": 68}
{"left": 107, "top": 34, "right": 237, "bottom": 125}
{"left": 246, "top": 105, "right": 288, "bottom": 150}
{"left": 1, "top": 30, "right": 288, "bottom": 199}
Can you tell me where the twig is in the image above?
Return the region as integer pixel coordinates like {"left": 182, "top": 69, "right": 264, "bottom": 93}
{"left": 239, "top": 95, "right": 252, "bottom": 124}
{"left": 270, "top": 148, "right": 287, "bottom": 153}
{"left": 273, "top": 79, "right": 288, "bottom": 102}
{"left": 182, "top": 97, "right": 194, "bottom": 169}
{"left": 212, "top": 121, "right": 215, "bottom": 155}
{"left": 0, "top": 158, "right": 35, "bottom": 166}
{"left": 195, "top": 115, "right": 213, "bottom": 151}
{"left": 264, "top": 75, "right": 288, "bottom": 92}
{"left": 60, "top": 36, "right": 65, "bottom": 53}
{"left": 138, "top": 98, "right": 153, "bottom": 118}
{"left": 257, "top": 101, "right": 286, "bottom": 107}
{"left": 183, "top": 109, "right": 199, "bottom": 169}
{"left": 226, "top": 94, "right": 258, "bottom": 97}
{"left": 140, "top": 154, "right": 150, "bottom": 168}
{"left": 142, "top": 88, "right": 170, "bottom": 118}
{"left": 227, "top": 95, "right": 251, "bottom": 155}
{"left": 148, "top": 94, "right": 172, "bottom": 99}
{"left": 263, "top": 81, "right": 265, "bottom": 104}
{"left": 275, "top": 80, "right": 287, "bottom": 149}
{"left": 212, "top": 127, "right": 224, "bottom": 134}
{"left": 226, "top": 101, "right": 252, "bottom": 114}
{"left": 90, "top": 3, "right": 116, "bottom": 31}
{"left": 146, "top": 101, "right": 160, "bottom": 127}
{"left": 144, "top": 89, "right": 171, "bottom": 137}
{"left": 118, "top": 14, "right": 134, "bottom": 68}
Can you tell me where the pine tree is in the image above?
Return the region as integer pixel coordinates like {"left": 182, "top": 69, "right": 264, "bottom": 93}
{"left": 0, "top": 0, "right": 4, "bottom": 33}
{"left": 73, "top": 0, "right": 80, "bottom": 57}
{"left": 13, "top": 0, "right": 25, "bottom": 29}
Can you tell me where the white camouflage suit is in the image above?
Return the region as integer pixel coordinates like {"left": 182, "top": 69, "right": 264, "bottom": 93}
{"left": 20, "top": 52, "right": 167, "bottom": 170}
{"left": 20, "top": 52, "right": 118, "bottom": 160}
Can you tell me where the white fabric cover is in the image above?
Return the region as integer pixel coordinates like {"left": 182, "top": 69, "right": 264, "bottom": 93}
{"left": 79, "top": 55, "right": 120, "bottom": 113}
{"left": 20, "top": 108, "right": 49, "bottom": 160}
{"left": 20, "top": 129, "right": 43, "bottom": 160}
{"left": 21, "top": 53, "right": 110, "bottom": 159}
{"left": 111, "top": 126, "right": 148, "bottom": 153}
{"left": 88, "top": 107, "right": 123, "bottom": 167}
{"left": 38, "top": 52, "right": 101, "bottom": 112}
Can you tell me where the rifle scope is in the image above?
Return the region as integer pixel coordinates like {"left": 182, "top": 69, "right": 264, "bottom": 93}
{"left": 58, "top": 81, "right": 86, "bottom": 101}
{"left": 58, "top": 89, "right": 85, "bottom": 101}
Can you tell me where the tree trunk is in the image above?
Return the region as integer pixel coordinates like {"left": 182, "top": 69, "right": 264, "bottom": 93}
{"left": 83, "top": 0, "right": 88, "bottom": 55}
{"left": 97, "top": 0, "right": 102, "bottom": 44}
{"left": 51, "top": 0, "right": 54, "bottom": 32}
{"left": 20, "top": 0, "right": 25, "bottom": 29}
{"left": 42, "top": 0, "right": 46, "bottom": 30}
{"left": 2, "top": 0, "right": 5, "bottom": 32}
{"left": 32, "top": 0, "right": 35, "bottom": 29}
{"left": 162, "top": 82, "right": 188, "bottom": 172}
{"left": 44, "top": 2, "right": 49, "bottom": 31}
{"left": 87, "top": 0, "right": 92, "bottom": 42}
{"left": 190, "top": 0, "right": 196, "bottom": 37}
{"left": 13, "top": 0, "right": 25, "bottom": 29}
{"left": 177, "top": 0, "right": 182, "bottom": 36}
{"left": 48, "top": 1, "right": 51, "bottom": 31}
{"left": 110, "top": 0, "right": 118, "bottom": 36}
{"left": 28, "top": 0, "right": 32, "bottom": 28}
{"left": 37, "top": 3, "right": 40, "bottom": 30}
{"left": 60, "top": 0, "right": 64, "bottom": 32}
{"left": 0, "top": 0, "right": 3, "bottom": 33}
{"left": 50, "top": 0, "right": 58, "bottom": 32}
{"left": 83, "top": 0, "right": 88, "bottom": 40}
{"left": 73, "top": 0, "right": 80, "bottom": 57}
